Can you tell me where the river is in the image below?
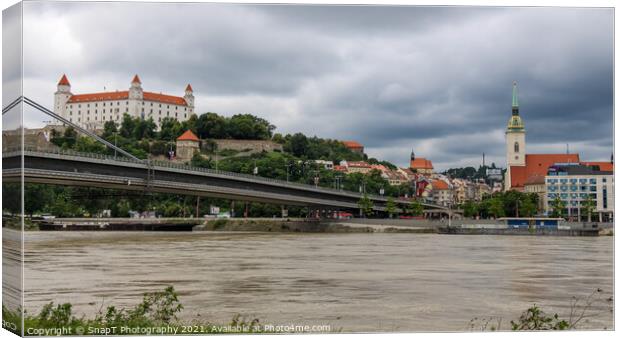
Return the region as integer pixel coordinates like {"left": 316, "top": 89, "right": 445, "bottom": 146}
{"left": 6, "top": 230, "right": 614, "bottom": 332}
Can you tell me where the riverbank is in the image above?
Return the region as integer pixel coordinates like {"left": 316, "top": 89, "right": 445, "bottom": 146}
{"left": 194, "top": 219, "right": 435, "bottom": 233}
{"left": 7, "top": 216, "right": 612, "bottom": 236}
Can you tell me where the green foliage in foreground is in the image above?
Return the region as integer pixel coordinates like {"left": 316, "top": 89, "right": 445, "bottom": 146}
{"left": 468, "top": 288, "right": 611, "bottom": 331}
{"left": 2, "top": 287, "right": 265, "bottom": 335}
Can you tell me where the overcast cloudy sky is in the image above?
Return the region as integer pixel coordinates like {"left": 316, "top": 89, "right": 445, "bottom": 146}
{"left": 13, "top": 2, "right": 614, "bottom": 170}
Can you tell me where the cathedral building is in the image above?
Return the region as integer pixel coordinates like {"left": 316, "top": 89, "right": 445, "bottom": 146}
{"left": 53, "top": 74, "right": 195, "bottom": 130}
{"left": 504, "top": 81, "right": 580, "bottom": 191}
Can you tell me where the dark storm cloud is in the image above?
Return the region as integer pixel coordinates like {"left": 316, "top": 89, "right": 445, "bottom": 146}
{"left": 21, "top": 3, "right": 613, "bottom": 170}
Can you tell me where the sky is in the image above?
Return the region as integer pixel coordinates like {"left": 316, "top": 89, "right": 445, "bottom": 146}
{"left": 7, "top": 2, "right": 614, "bottom": 170}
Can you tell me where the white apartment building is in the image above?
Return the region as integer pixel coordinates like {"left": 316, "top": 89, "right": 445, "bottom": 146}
{"left": 54, "top": 74, "right": 195, "bottom": 130}
{"left": 545, "top": 164, "right": 614, "bottom": 222}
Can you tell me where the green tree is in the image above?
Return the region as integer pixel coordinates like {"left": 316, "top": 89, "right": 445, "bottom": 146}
{"left": 385, "top": 197, "right": 397, "bottom": 218}
{"left": 159, "top": 117, "right": 183, "bottom": 141}
{"left": 581, "top": 195, "right": 596, "bottom": 222}
{"left": 119, "top": 114, "right": 136, "bottom": 138}
{"left": 462, "top": 200, "right": 479, "bottom": 218}
{"left": 486, "top": 197, "right": 505, "bottom": 219}
{"left": 195, "top": 112, "right": 227, "bottom": 139}
{"left": 287, "top": 133, "right": 309, "bottom": 157}
{"left": 407, "top": 199, "right": 424, "bottom": 216}
{"left": 102, "top": 120, "right": 118, "bottom": 139}
{"left": 550, "top": 196, "right": 566, "bottom": 218}
{"left": 358, "top": 194, "right": 373, "bottom": 218}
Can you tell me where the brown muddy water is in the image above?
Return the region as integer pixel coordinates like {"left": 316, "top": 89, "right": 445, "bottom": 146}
{"left": 4, "top": 229, "right": 614, "bottom": 332}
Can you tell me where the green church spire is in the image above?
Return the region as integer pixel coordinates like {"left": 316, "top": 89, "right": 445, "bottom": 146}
{"left": 512, "top": 81, "right": 519, "bottom": 108}
{"left": 507, "top": 80, "right": 524, "bottom": 131}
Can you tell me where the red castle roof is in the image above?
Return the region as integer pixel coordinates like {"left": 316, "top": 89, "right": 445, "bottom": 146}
{"left": 132, "top": 74, "right": 141, "bottom": 84}
{"left": 67, "top": 90, "right": 187, "bottom": 106}
{"left": 177, "top": 130, "right": 199, "bottom": 142}
{"left": 185, "top": 84, "right": 193, "bottom": 92}
{"left": 58, "top": 74, "right": 70, "bottom": 86}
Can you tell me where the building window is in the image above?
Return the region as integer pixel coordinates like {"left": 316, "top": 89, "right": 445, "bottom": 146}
{"left": 514, "top": 142, "right": 519, "bottom": 153}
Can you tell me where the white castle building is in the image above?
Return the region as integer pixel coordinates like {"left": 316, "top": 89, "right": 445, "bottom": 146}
{"left": 54, "top": 74, "right": 195, "bottom": 130}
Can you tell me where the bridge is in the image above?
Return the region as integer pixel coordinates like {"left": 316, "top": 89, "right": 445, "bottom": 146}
{"left": 2, "top": 96, "right": 454, "bottom": 215}
{"left": 2, "top": 147, "right": 453, "bottom": 214}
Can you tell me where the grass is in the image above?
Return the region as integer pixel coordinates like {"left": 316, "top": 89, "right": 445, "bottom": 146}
{"left": 2, "top": 286, "right": 265, "bottom": 336}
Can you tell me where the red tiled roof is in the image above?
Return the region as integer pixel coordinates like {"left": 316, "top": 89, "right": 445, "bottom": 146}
{"left": 342, "top": 140, "right": 363, "bottom": 149}
{"left": 334, "top": 165, "right": 348, "bottom": 172}
{"left": 143, "top": 91, "right": 187, "bottom": 106}
{"left": 510, "top": 153, "right": 580, "bottom": 189}
{"left": 410, "top": 157, "right": 433, "bottom": 170}
{"left": 58, "top": 74, "right": 70, "bottom": 86}
{"left": 68, "top": 91, "right": 129, "bottom": 103}
{"left": 524, "top": 173, "right": 545, "bottom": 185}
{"left": 581, "top": 161, "right": 614, "bottom": 172}
{"left": 132, "top": 74, "right": 141, "bottom": 84}
{"left": 347, "top": 161, "right": 371, "bottom": 168}
{"left": 66, "top": 90, "right": 187, "bottom": 106}
{"left": 177, "top": 130, "right": 199, "bottom": 142}
{"left": 509, "top": 166, "right": 527, "bottom": 189}
{"left": 432, "top": 180, "right": 449, "bottom": 190}
{"left": 186, "top": 84, "right": 193, "bottom": 92}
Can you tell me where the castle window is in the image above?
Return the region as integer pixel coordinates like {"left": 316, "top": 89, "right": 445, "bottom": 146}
{"left": 95, "top": 103, "right": 98, "bottom": 107}
{"left": 514, "top": 142, "right": 520, "bottom": 153}
{"left": 103, "top": 102, "right": 106, "bottom": 106}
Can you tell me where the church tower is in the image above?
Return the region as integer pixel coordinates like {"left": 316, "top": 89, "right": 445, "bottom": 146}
{"left": 506, "top": 81, "right": 525, "bottom": 167}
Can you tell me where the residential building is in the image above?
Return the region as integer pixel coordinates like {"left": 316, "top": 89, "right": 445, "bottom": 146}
{"left": 474, "top": 180, "right": 492, "bottom": 201}
{"left": 430, "top": 179, "right": 453, "bottom": 207}
{"left": 54, "top": 74, "right": 195, "bottom": 130}
{"left": 341, "top": 160, "right": 372, "bottom": 174}
{"left": 315, "top": 160, "right": 334, "bottom": 170}
{"left": 545, "top": 164, "right": 614, "bottom": 222}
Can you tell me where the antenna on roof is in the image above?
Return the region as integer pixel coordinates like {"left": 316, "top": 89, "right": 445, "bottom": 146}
{"left": 566, "top": 143, "right": 569, "bottom": 155}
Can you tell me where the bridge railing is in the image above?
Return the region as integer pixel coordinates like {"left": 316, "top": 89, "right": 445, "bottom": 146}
{"left": 5, "top": 145, "right": 399, "bottom": 202}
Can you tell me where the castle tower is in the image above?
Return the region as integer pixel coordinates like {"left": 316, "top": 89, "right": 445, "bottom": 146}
{"left": 128, "top": 74, "right": 144, "bottom": 118}
{"left": 184, "top": 84, "right": 195, "bottom": 116}
{"left": 54, "top": 74, "right": 72, "bottom": 122}
{"left": 506, "top": 81, "right": 525, "bottom": 167}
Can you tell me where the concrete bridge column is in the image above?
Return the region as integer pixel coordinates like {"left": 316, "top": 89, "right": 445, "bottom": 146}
{"left": 281, "top": 206, "right": 288, "bottom": 218}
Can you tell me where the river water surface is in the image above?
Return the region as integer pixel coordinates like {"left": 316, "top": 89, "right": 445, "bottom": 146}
{"left": 15, "top": 231, "right": 614, "bottom": 332}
